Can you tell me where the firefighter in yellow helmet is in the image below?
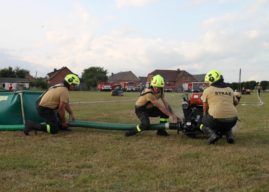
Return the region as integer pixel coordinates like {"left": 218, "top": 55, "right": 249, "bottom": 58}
{"left": 200, "top": 70, "right": 238, "bottom": 144}
{"left": 125, "top": 74, "right": 180, "bottom": 136}
{"left": 24, "top": 74, "right": 80, "bottom": 135}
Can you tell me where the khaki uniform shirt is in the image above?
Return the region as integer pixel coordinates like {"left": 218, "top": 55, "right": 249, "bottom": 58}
{"left": 201, "top": 86, "right": 237, "bottom": 118}
{"left": 39, "top": 86, "right": 69, "bottom": 109}
{"left": 135, "top": 88, "right": 162, "bottom": 108}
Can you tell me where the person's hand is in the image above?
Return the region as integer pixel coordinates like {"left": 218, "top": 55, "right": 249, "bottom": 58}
{"left": 69, "top": 113, "right": 75, "bottom": 121}
{"left": 176, "top": 116, "right": 182, "bottom": 123}
{"left": 62, "top": 121, "right": 68, "bottom": 129}
{"left": 170, "top": 114, "right": 178, "bottom": 123}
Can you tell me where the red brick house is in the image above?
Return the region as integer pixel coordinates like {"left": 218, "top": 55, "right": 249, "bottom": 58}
{"left": 47, "top": 67, "right": 73, "bottom": 86}
{"left": 148, "top": 69, "right": 197, "bottom": 91}
{"left": 193, "top": 74, "right": 206, "bottom": 82}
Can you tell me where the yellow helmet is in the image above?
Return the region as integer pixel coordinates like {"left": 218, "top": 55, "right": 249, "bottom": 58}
{"left": 204, "top": 69, "right": 222, "bottom": 84}
{"left": 64, "top": 74, "right": 80, "bottom": 86}
{"left": 150, "top": 74, "right": 165, "bottom": 88}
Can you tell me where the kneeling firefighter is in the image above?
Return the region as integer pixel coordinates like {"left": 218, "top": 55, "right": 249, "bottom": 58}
{"left": 200, "top": 70, "right": 238, "bottom": 144}
{"left": 125, "top": 74, "right": 179, "bottom": 137}
{"left": 23, "top": 74, "right": 80, "bottom": 135}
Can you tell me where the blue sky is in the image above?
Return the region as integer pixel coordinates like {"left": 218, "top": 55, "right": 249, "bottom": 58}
{"left": 0, "top": 0, "right": 268, "bottom": 82}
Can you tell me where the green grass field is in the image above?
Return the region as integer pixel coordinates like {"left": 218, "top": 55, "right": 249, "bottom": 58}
{"left": 1, "top": 91, "right": 269, "bottom": 192}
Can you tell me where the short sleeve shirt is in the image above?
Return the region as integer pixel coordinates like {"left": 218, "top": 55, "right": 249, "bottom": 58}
{"left": 201, "top": 86, "right": 237, "bottom": 118}
{"left": 135, "top": 88, "right": 162, "bottom": 107}
{"left": 39, "top": 86, "right": 69, "bottom": 109}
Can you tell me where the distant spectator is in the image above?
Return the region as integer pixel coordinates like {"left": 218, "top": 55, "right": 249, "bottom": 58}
{"left": 8, "top": 83, "right": 13, "bottom": 92}
{"left": 256, "top": 83, "right": 262, "bottom": 97}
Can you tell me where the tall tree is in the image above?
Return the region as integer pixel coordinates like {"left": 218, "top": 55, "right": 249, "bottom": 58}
{"left": 30, "top": 78, "right": 48, "bottom": 90}
{"left": 0, "top": 66, "right": 29, "bottom": 78}
{"left": 0, "top": 67, "right": 16, "bottom": 77}
{"left": 82, "top": 67, "right": 108, "bottom": 89}
{"left": 14, "top": 67, "right": 30, "bottom": 78}
{"left": 260, "top": 81, "right": 268, "bottom": 90}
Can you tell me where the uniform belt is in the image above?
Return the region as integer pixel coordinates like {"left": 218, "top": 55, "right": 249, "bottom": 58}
{"left": 217, "top": 117, "right": 238, "bottom": 122}
{"left": 39, "top": 105, "right": 57, "bottom": 110}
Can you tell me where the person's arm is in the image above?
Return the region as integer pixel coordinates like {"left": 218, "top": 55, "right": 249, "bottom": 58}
{"left": 58, "top": 101, "right": 68, "bottom": 128}
{"left": 65, "top": 103, "right": 75, "bottom": 120}
{"left": 161, "top": 97, "right": 171, "bottom": 112}
{"left": 162, "top": 95, "right": 182, "bottom": 122}
{"left": 151, "top": 98, "right": 178, "bottom": 123}
{"left": 203, "top": 102, "right": 208, "bottom": 116}
{"left": 201, "top": 89, "right": 208, "bottom": 116}
{"left": 59, "top": 89, "right": 74, "bottom": 126}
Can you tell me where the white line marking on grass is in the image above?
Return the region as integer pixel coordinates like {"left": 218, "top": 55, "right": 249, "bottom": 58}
{"left": 257, "top": 91, "right": 264, "bottom": 106}
{"left": 240, "top": 90, "right": 264, "bottom": 106}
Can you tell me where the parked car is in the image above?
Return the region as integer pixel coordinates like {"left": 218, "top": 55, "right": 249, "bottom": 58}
{"left": 241, "top": 88, "right": 251, "bottom": 95}
{"left": 111, "top": 85, "right": 124, "bottom": 96}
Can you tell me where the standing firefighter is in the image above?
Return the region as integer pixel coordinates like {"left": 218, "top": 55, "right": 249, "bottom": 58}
{"left": 23, "top": 74, "right": 80, "bottom": 135}
{"left": 200, "top": 70, "right": 238, "bottom": 144}
{"left": 125, "top": 74, "right": 179, "bottom": 137}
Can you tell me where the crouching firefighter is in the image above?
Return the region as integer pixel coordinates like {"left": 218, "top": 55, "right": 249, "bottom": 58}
{"left": 200, "top": 70, "right": 238, "bottom": 144}
{"left": 23, "top": 74, "right": 80, "bottom": 135}
{"left": 125, "top": 74, "right": 179, "bottom": 137}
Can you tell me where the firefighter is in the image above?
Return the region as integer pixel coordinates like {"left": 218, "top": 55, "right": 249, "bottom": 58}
{"left": 23, "top": 74, "right": 80, "bottom": 135}
{"left": 200, "top": 70, "right": 238, "bottom": 144}
{"left": 125, "top": 74, "right": 179, "bottom": 137}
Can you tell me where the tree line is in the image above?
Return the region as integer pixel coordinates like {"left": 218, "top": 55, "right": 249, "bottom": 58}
{"left": 0, "top": 66, "right": 108, "bottom": 90}
{"left": 0, "top": 66, "right": 30, "bottom": 78}
{"left": 228, "top": 81, "right": 269, "bottom": 91}
{"left": 1, "top": 66, "right": 268, "bottom": 91}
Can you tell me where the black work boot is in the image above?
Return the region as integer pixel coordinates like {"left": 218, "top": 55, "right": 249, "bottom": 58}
{"left": 225, "top": 130, "right": 235, "bottom": 144}
{"left": 156, "top": 129, "right": 169, "bottom": 136}
{"left": 202, "top": 126, "right": 220, "bottom": 144}
{"left": 125, "top": 129, "right": 138, "bottom": 137}
{"left": 24, "top": 120, "right": 42, "bottom": 135}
